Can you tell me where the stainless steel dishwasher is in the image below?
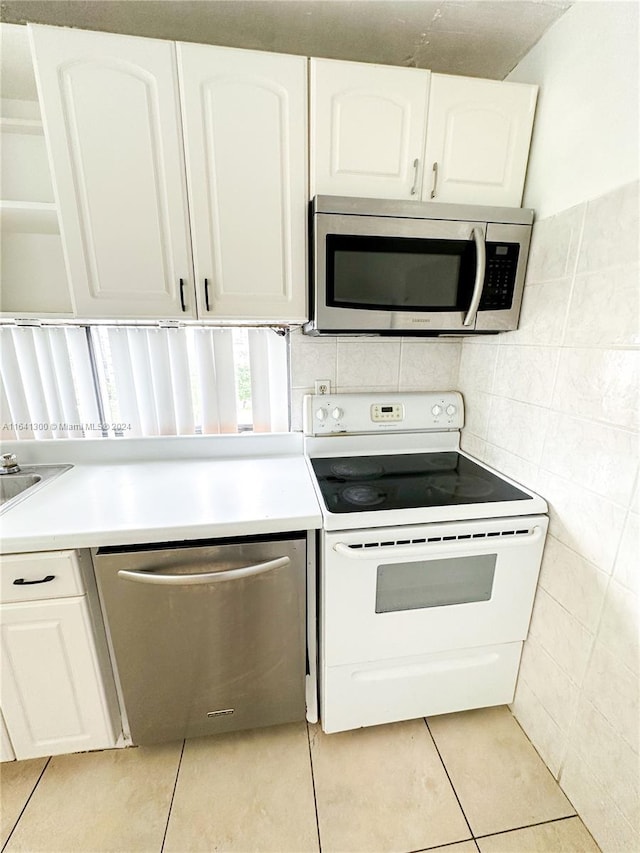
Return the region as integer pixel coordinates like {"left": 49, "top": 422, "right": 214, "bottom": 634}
{"left": 93, "top": 532, "right": 306, "bottom": 745}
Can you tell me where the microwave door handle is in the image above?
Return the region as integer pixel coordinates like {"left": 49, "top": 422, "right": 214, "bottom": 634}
{"left": 463, "top": 226, "right": 487, "bottom": 327}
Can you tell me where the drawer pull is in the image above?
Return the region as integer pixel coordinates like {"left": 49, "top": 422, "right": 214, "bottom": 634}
{"left": 13, "top": 575, "right": 56, "bottom": 585}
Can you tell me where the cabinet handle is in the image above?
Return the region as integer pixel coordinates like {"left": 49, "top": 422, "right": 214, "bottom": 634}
{"left": 204, "top": 278, "right": 210, "bottom": 312}
{"left": 179, "top": 278, "right": 186, "bottom": 312}
{"left": 410, "top": 158, "right": 419, "bottom": 196}
{"left": 430, "top": 162, "right": 439, "bottom": 199}
{"left": 13, "top": 575, "right": 55, "bottom": 585}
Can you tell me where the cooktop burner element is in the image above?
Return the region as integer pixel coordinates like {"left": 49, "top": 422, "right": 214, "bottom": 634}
{"left": 330, "top": 459, "right": 385, "bottom": 480}
{"left": 341, "top": 485, "right": 387, "bottom": 507}
{"left": 311, "top": 452, "right": 530, "bottom": 514}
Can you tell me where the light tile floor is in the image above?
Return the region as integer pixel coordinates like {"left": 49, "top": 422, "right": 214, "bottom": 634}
{"left": 0, "top": 706, "right": 601, "bottom": 853}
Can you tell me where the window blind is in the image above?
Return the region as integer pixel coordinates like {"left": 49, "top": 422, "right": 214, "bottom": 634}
{"left": 0, "top": 324, "right": 289, "bottom": 440}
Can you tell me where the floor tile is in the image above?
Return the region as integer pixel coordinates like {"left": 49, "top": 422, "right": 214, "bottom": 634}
{"left": 477, "top": 817, "right": 600, "bottom": 852}
{"left": 310, "top": 718, "right": 471, "bottom": 853}
{"left": 0, "top": 758, "right": 47, "bottom": 848}
{"left": 4, "top": 742, "right": 182, "bottom": 852}
{"left": 163, "top": 722, "right": 318, "bottom": 852}
{"left": 427, "top": 706, "right": 575, "bottom": 836}
{"left": 427, "top": 843, "right": 478, "bottom": 853}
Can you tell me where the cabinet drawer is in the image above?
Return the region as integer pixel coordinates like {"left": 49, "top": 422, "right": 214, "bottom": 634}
{"left": 0, "top": 551, "right": 85, "bottom": 603}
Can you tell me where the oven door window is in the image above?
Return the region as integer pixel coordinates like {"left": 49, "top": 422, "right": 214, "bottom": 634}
{"left": 375, "top": 554, "right": 497, "bottom": 613}
{"left": 327, "top": 234, "right": 477, "bottom": 312}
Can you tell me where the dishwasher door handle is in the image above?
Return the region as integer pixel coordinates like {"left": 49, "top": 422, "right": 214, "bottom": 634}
{"left": 117, "top": 555, "right": 290, "bottom": 585}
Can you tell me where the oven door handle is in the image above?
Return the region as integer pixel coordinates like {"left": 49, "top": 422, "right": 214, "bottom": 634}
{"left": 333, "top": 526, "right": 544, "bottom": 559}
{"left": 463, "top": 226, "right": 486, "bottom": 327}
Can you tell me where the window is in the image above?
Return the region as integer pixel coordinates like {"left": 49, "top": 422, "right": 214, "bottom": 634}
{"left": 0, "top": 324, "right": 289, "bottom": 440}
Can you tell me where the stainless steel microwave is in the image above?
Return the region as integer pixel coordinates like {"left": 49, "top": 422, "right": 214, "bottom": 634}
{"left": 304, "top": 195, "right": 534, "bottom": 336}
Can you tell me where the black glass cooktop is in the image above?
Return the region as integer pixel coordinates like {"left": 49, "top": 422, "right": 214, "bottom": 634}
{"left": 310, "top": 451, "right": 531, "bottom": 513}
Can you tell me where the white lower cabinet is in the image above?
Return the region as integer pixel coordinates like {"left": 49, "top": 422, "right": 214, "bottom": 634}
{"left": 0, "top": 709, "right": 15, "bottom": 761}
{"left": 0, "top": 550, "right": 119, "bottom": 760}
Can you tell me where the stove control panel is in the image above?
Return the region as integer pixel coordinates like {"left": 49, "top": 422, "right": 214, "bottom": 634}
{"left": 304, "top": 392, "right": 464, "bottom": 435}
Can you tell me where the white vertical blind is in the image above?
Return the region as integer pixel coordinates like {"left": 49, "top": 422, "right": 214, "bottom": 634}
{"left": 0, "top": 324, "right": 289, "bottom": 439}
{"left": 248, "top": 328, "right": 289, "bottom": 432}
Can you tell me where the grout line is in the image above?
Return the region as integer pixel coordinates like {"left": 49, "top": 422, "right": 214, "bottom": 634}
{"left": 1, "top": 755, "right": 51, "bottom": 852}
{"left": 474, "top": 813, "right": 578, "bottom": 841}
{"left": 422, "top": 718, "right": 475, "bottom": 843}
{"left": 305, "top": 721, "right": 323, "bottom": 853}
{"left": 160, "top": 739, "right": 186, "bottom": 853}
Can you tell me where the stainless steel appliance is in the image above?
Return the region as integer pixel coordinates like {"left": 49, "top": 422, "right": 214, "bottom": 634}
{"left": 93, "top": 532, "right": 307, "bottom": 745}
{"left": 305, "top": 195, "right": 533, "bottom": 336}
{"left": 303, "top": 392, "right": 548, "bottom": 733}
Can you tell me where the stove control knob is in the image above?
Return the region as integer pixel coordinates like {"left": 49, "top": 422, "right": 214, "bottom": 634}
{"left": 431, "top": 404, "right": 443, "bottom": 417}
{"left": 332, "top": 407, "right": 344, "bottom": 420}
{"left": 446, "top": 404, "right": 457, "bottom": 416}
{"left": 315, "top": 408, "right": 327, "bottom": 421}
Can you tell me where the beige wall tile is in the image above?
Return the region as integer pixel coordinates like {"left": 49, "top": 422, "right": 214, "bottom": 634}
{"left": 564, "top": 265, "right": 640, "bottom": 348}
{"left": 511, "top": 678, "right": 567, "bottom": 777}
{"left": 518, "top": 636, "right": 579, "bottom": 731}
{"left": 506, "top": 279, "right": 572, "bottom": 346}
{"left": 0, "top": 758, "right": 47, "bottom": 849}
{"left": 458, "top": 343, "right": 498, "bottom": 393}
{"left": 492, "top": 345, "right": 559, "bottom": 407}
{"left": 477, "top": 817, "right": 599, "bottom": 852}
{"left": 597, "top": 579, "right": 639, "bottom": 675}
{"left": 427, "top": 706, "right": 574, "bottom": 836}
{"left": 290, "top": 340, "right": 337, "bottom": 390}
{"left": 461, "top": 390, "right": 492, "bottom": 439}
{"left": 581, "top": 640, "right": 639, "bottom": 753}
{"left": 399, "top": 341, "right": 460, "bottom": 389}
{"left": 482, "top": 441, "right": 539, "bottom": 488}
{"left": 164, "top": 723, "right": 318, "bottom": 853}
{"left": 537, "top": 535, "right": 608, "bottom": 632}
{"left": 5, "top": 743, "right": 182, "bottom": 852}
{"left": 537, "top": 471, "right": 626, "bottom": 572}
{"left": 577, "top": 180, "right": 640, "bottom": 273}
{"left": 485, "top": 397, "right": 549, "bottom": 464}
{"left": 528, "top": 587, "right": 594, "bottom": 684}
{"left": 566, "top": 697, "right": 640, "bottom": 830}
{"left": 540, "top": 414, "right": 638, "bottom": 507}
{"left": 336, "top": 340, "right": 401, "bottom": 389}
{"left": 309, "top": 719, "right": 470, "bottom": 852}
{"left": 560, "top": 747, "right": 639, "bottom": 853}
{"left": 613, "top": 511, "right": 640, "bottom": 595}
{"left": 551, "top": 348, "right": 639, "bottom": 431}
{"left": 459, "top": 431, "right": 487, "bottom": 461}
{"left": 526, "top": 204, "right": 585, "bottom": 283}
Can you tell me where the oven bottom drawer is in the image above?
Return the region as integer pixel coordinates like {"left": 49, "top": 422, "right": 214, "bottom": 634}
{"left": 321, "top": 641, "right": 522, "bottom": 734}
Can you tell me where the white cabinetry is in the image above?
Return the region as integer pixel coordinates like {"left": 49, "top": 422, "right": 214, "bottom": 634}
{"left": 29, "top": 26, "right": 308, "bottom": 323}
{"left": 0, "top": 550, "right": 119, "bottom": 760}
{"left": 0, "top": 24, "right": 71, "bottom": 317}
{"left": 311, "top": 58, "right": 430, "bottom": 200}
{"left": 29, "top": 25, "right": 195, "bottom": 320}
{"left": 0, "top": 709, "right": 15, "bottom": 762}
{"left": 423, "top": 74, "right": 538, "bottom": 207}
{"left": 177, "top": 43, "right": 307, "bottom": 321}
{"left": 311, "top": 61, "right": 537, "bottom": 208}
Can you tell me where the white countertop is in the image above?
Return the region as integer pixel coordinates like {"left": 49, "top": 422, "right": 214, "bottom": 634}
{"left": 0, "top": 435, "right": 322, "bottom": 554}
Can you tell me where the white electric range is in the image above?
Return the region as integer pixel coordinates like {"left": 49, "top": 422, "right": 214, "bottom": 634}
{"left": 303, "top": 391, "right": 548, "bottom": 734}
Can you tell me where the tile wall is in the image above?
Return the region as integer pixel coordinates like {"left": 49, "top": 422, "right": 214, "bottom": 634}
{"left": 457, "top": 179, "right": 640, "bottom": 852}
{"left": 289, "top": 332, "right": 461, "bottom": 430}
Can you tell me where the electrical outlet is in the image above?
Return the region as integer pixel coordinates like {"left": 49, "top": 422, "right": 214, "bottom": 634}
{"left": 315, "top": 379, "right": 331, "bottom": 395}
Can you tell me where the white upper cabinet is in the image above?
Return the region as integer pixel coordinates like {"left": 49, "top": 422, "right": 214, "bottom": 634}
{"left": 311, "top": 58, "right": 430, "bottom": 200}
{"left": 422, "top": 74, "right": 538, "bottom": 207}
{"left": 177, "top": 44, "right": 307, "bottom": 322}
{"left": 29, "top": 25, "right": 196, "bottom": 319}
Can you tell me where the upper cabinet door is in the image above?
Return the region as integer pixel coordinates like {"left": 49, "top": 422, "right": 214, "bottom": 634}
{"left": 29, "top": 25, "right": 196, "bottom": 319}
{"left": 422, "top": 74, "right": 538, "bottom": 207}
{"left": 177, "top": 44, "right": 307, "bottom": 322}
{"left": 311, "top": 58, "right": 430, "bottom": 200}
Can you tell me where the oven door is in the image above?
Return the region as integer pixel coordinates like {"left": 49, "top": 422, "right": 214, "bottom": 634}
{"left": 321, "top": 515, "right": 548, "bottom": 667}
{"left": 313, "top": 213, "right": 487, "bottom": 332}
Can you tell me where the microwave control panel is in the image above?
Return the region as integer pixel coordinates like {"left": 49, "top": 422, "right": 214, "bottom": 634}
{"left": 479, "top": 242, "right": 520, "bottom": 311}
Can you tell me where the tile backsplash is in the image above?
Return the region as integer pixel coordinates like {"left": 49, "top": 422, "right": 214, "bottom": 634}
{"left": 458, "top": 179, "right": 639, "bottom": 853}
{"left": 289, "top": 333, "right": 461, "bottom": 430}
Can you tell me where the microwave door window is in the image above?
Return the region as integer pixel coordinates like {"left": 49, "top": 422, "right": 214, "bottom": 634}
{"left": 327, "top": 235, "right": 476, "bottom": 312}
